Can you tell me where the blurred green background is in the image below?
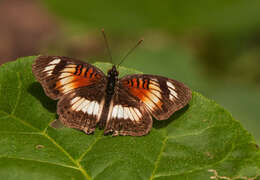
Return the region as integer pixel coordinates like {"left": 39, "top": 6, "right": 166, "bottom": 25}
{"left": 0, "top": 0, "right": 259, "bottom": 144}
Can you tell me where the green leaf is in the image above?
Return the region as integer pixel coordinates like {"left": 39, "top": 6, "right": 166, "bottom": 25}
{"left": 0, "top": 56, "right": 259, "bottom": 180}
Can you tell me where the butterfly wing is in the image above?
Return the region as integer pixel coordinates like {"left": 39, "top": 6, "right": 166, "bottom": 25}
{"left": 32, "top": 55, "right": 106, "bottom": 100}
{"left": 57, "top": 86, "right": 105, "bottom": 134}
{"left": 119, "top": 74, "right": 192, "bottom": 120}
{"left": 104, "top": 85, "right": 153, "bottom": 136}
{"left": 32, "top": 56, "right": 107, "bottom": 133}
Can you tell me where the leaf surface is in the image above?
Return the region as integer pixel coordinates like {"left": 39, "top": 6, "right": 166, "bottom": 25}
{"left": 0, "top": 56, "right": 259, "bottom": 180}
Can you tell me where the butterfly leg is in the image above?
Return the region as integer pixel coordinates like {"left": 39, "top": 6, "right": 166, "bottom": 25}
{"left": 83, "top": 126, "right": 95, "bottom": 134}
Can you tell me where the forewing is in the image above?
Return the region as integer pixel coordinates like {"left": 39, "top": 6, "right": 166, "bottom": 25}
{"left": 104, "top": 86, "right": 153, "bottom": 136}
{"left": 32, "top": 55, "right": 106, "bottom": 100}
{"left": 120, "top": 74, "right": 192, "bottom": 120}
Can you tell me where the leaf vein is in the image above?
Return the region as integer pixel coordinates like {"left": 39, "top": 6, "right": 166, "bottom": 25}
{"left": 0, "top": 131, "right": 41, "bottom": 135}
{"left": 149, "top": 134, "right": 168, "bottom": 180}
{"left": 0, "top": 109, "right": 92, "bottom": 180}
{"left": 153, "top": 141, "right": 236, "bottom": 178}
{"left": 77, "top": 131, "right": 103, "bottom": 163}
{"left": 93, "top": 160, "right": 118, "bottom": 179}
{"left": 167, "top": 125, "right": 215, "bottom": 139}
{"left": 0, "top": 110, "right": 40, "bottom": 131}
{"left": 0, "top": 156, "right": 79, "bottom": 170}
{"left": 10, "top": 114, "right": 40, "bottom": 131}
{"left": 11, "top": 72, "right": 22, "bottom": 115}
{"left": 42, "top": 132, "right": 93, "bottom": 180}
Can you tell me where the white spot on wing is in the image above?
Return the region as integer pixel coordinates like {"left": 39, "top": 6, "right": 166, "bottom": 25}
{"left": 71, "top": 97, "right": 80, "bottom": 105}
{"left": 130, "top": 107, "right": 140, "bottom": 122}
{"left": 110, "top": 104, "right": 142, "bottom": 122}
{"left": 167, "top": 81, "right": 178, "bottom": 100}
{"left": 58, "top": 76, "right": 74, "bottom": 86}
{"left": 117, "top": 105, "right": 124, "bottom": 119}
{"left": 43, "top": 65, "right": 56, "bottom": 72}
{"left": 167, "top": 81, "right": 175, "bottom": 89}
{"left": 124, "top": 107, "right": 134, "bottom": 121}
{"left": 172, "top": 91, "right": 178, "bottom": 98}
{"left": 49, "top": 58, "right": 61, "bottom": 65}
{"left": 134, "top": 108, "right": 142, "bottom": 119}
{"left": 61, "top": 67, "right": 76, "bottom": 73}
{"left": 93, "top": 101, "right": 99, "bottom": 116}
{"left": 87, "top": 101, "right": 95, "bottom": 115}
{"left": 43, "top": 65, "right": 56, "bottom": 76}
{"left": 112, "top": 105, "right": 118, "bottom": 118}
{"left": 151, "top": 78, "right": 159, "bottom": 83}
{"left": 122, "top": 107, "right": 128, "bottom": 120}
{"left": 81, "top": 101, "right": 91, "bottom": 113}
{"left": 76, "top": 99, "right": 90, "bottom": 112}
{"left": 43, "top": 59, "right": 61, "bottom": 76}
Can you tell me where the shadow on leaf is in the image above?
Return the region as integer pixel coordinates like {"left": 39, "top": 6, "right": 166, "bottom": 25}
{"left": 28, "top": 82, "right": 57, "bottom": 113}
{"left": 153, "top": 104, "right": 190, "bottom": 129}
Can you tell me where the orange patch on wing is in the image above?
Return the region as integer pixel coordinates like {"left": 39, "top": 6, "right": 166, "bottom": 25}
{"left": 132, "top": 78, "right": 138, "bottom": 87}
{"left": 139, "top": 79, "right": 144, "bottom": 88}
{"left": 72, "top": 76, "right": 93, "bottom": 88}
{"left": 81, "top": 67, "right": 87, "bottom": 76}
{"left": 129, "top": 88, "right": 163, "bottom": 110}
{"left": 55, "top": 75, "right": 96, "bottom": 94}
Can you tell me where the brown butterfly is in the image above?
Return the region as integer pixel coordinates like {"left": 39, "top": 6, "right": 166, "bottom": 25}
{"left": 32, "top": 55, "right": 191, "bottom": 136}
{"left": 32, "top": 31, "right": 191, "bottom": 136}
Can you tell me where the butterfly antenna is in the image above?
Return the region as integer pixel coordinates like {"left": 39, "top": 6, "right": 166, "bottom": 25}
{"left": 101, "top": 28, "right": 113, "bottom": 63}
{"left": 117, "top": 38, "right": 144, "bottom": 67}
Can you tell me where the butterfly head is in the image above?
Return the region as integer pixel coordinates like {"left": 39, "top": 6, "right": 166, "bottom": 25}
{"left": 107, "top": 65, "right": 119, "bottom": 79}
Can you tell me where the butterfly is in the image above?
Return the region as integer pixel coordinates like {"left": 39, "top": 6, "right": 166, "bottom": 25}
{"left": 32, "top": 55, "right": 192, "bottom": 136}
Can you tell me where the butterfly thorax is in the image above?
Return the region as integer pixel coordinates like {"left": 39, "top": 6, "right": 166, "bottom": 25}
{"left": 105, "top": 65, "right": 119, "bottom": 98}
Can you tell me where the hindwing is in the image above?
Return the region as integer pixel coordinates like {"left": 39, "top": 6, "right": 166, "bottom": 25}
{"left": 104, "top": 85, "right": 153, "bottom": 136}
